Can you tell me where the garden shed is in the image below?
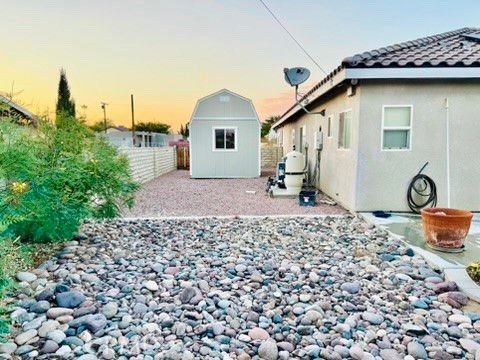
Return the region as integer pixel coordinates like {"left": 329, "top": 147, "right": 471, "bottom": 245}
{"left": 189, "top": 89, "right": 261, "bottom": 178}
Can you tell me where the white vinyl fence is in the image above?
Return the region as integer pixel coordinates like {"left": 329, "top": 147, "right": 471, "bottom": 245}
{"left": 120, "top": 147, "right": 177, "bottom": 184}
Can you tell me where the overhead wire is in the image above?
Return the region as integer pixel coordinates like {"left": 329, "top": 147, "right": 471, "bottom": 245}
{"left": 257, "top": 0, "right": 328, "bottom": 75}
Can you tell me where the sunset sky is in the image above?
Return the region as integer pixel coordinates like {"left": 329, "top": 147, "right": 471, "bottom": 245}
{"left": 1, "top": 1, "right": 479, "bottom": 132}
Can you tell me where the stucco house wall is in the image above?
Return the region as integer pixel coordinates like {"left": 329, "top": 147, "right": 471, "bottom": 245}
{"left": 273, "top": 28, "right": 480, "bottom": 212}
{"left": 356, "top": 80, "right": 480, "bottom": 211}
{"left": 279, "top": 87, "right": 361, "bottom": 210}
{"left": 276, "top": 80, "right": 480, "bottom": 212}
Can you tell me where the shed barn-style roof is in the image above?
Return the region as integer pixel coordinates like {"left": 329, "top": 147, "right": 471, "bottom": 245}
{"left": 190, "top": 89, "right": 260, "bottom": 124}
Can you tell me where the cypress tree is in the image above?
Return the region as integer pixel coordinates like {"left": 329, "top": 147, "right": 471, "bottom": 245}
{"left": 56, "top": 68, "right": 76, "bottom": 117}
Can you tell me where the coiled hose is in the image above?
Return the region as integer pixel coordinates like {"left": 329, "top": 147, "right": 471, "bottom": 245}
{"left": 407, "top": 162, "right": 437, "bottom": 213}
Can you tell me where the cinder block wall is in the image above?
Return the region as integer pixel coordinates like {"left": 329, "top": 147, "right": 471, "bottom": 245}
{"left": 120, "top": 147, "right": 177, "bottom": 184}
{"left": 261, "top": 144, "right": 283, "bottom": 169}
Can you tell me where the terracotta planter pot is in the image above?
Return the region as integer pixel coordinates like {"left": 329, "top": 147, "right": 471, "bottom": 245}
{"left": 421, "top": 208, "right": 473, "bottom": 251}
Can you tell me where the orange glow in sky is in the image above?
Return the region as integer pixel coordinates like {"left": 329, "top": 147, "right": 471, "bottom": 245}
{"left": 1, "top": 1, "right": 477, "bottom": 132}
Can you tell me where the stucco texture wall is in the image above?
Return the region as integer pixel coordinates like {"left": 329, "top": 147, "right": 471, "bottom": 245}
{"left": 357, "top": 80, "right": 480, "bottom": 211}
{"left": 279, "top": 88, "right": 361, "bottom": 210}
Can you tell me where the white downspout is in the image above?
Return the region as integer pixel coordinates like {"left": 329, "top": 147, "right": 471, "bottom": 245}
{"left": 445, "top": 98, "right": 451, "bottom": 208}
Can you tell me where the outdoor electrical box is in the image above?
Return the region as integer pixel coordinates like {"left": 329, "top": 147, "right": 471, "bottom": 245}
{"left": 314, "top": 130, "right": 323, "bottom": 150}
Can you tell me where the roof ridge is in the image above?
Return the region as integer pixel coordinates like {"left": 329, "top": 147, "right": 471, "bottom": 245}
{"left": 342, "top": 27, "right": 473, "bottom": 66}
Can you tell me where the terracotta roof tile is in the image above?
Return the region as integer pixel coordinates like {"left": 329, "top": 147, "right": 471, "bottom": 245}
{"left": 276, "top": 27, "right": 480, "bottom": 126}
{"left": 342, "top": 27, "right": 480, "bottom": 68}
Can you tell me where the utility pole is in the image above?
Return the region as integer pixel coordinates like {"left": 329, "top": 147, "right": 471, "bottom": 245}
{"left": 101, "top": 102, "right": 108, "bottom": 133}
{"left": 131, "top": 94, "right": 136, "bottom": 147}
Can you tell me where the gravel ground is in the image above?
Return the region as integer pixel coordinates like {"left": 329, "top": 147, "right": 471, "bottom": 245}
{"left": 2, "top": 216, "right": 480, "bottom": 359}
{"left": 123, "top": 170, "right": 347, "bottom": 217}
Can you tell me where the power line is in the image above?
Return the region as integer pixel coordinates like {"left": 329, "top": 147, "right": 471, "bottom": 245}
{"left": 257, "top": 0, "right": 328, "bottom": 75}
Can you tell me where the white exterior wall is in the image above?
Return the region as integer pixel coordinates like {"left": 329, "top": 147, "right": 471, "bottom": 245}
{"left": 276, "top": 79, "right": 480, "bottom": 212}
{"left": 357, "top": 80, "right": 480, "bottom": 211}
{"left": 279, "top": 88, "right": 361, "bottom": 210}
{"left": 190, "top": 89, "right": 260, "bottom": 178}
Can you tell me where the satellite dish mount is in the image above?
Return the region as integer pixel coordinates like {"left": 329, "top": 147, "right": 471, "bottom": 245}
{"left": 284, "top": 67, "right": 324, "bottom": 116}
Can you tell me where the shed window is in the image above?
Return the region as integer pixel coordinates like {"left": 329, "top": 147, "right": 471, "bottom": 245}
{"left": 213, "top": 128, "right": 236, "bottom": 151}
{"left": 338, "top": 111, "right": 351, "bottom": 149}
{"left": 382, "top": 106, "right": 412, "bottom": 150}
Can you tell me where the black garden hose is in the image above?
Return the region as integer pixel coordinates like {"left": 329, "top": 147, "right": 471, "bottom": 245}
{"left": 407, "top": 162, "right": 437, "bottom": 213}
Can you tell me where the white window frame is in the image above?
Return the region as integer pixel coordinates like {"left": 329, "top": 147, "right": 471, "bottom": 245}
{"left": 338, "top": 109, "right": 352, "bottom": 150}
{"left": 327, "top": 115, "right": 332, "bottom": 138}
{"left": 381, "top": 105, "right": 413, "bottom": 151}
{"left": 212, "top": 126, "right": 238, "bottom": 152}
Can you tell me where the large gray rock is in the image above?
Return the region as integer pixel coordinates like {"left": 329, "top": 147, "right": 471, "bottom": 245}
{"left": 0, "top": 342, "right": 17, "bottom": 355}
{"left": 361, "top": 311, "right": 384, "bottom": 325}
{"left": 69, "top": 314, "right": 107, "bottom": 333}
{"left": 408, "top": 341, "right": 428, "bottom": 359}
{"left": 15, "top": 329, "right": 37, "bottom": 345}
{"left": 55, "top": 291, "right": 86, "bottom": 308}
{"left": 16, "top": 272, "right": 37, "bottom": 283}
{"left": 258, "top": 340, "right": 278, "bottom": 360}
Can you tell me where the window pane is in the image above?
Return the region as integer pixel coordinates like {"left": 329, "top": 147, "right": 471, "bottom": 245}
{"left": 384, "top": 107, "right": 411, "bottom": 127}
{"left": 383, "top": 130, "right": 409, "bottom": 149}
{"left": 338, "top": 116, "right": 344, "bottom": 148}
{"left": 338, "top": 112, "right": 351, "bottom": 149}
{"left": 215, "top": 129, "right": 225, "bottom": 149}
{"left": 327, "top": 117, "right": 332, "bottom": 137}
{"left": 344, "top": 112, "right": 351, "bottom": 148}
{"left": 225, "top": 129, "right": 235, "bottom": 149}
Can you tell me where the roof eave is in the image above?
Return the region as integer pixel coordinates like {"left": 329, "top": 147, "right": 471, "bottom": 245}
{"left": 272, "top": 65, "right": 480, "bottom": 130}
{"left": 272, "top": 67, "right": 348, "bottom": 130}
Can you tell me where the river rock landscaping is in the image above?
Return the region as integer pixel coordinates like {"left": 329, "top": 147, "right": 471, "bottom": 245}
{"left": 1, "top": 215, "right": 480, "bottom": 359}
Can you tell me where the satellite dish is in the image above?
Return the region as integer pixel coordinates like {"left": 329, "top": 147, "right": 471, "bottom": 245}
{"left": 283, "top": 66, "right": 324, "bottom": 116}
{"left": 284, "top": 67, "right": 311, "bottom": 87}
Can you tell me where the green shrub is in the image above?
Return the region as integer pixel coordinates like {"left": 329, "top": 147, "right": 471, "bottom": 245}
{"left": 0, "top": 237, "right": 32, "bottom": 297}
{"left": 467, "top": 262, "right": 480, "bottom": 283}
{"left": 0, "top": 116, "right": 138, "bottom": 242}
{"left": 0, "top": 235, "right": 32, "bottom": 339}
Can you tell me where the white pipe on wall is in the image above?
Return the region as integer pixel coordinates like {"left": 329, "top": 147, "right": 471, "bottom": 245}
{"left": 445, "top": 97, "right": 451, "bottom": 208}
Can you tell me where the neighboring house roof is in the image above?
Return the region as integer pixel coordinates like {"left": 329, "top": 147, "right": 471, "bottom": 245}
{"left": 108, "top": 125, "right": 130, "bottom": 132}
{"left": 0, "top": 94, "right": 36, "bottom": 123}
{"left": 273, "top": 27, "right": 480, "bottom": 130}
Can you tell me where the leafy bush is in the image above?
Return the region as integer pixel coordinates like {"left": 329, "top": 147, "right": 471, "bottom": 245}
{"left": 467, "top": 262, "right": 480, "bottom": 283}
{"left": 0, "top": 237, "right": 32, "bottom": 297}
{"left": 0, "top": 116, "right": 138, "bottom": 242}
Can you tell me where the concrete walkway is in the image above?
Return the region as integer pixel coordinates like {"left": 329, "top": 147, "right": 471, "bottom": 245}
{"left": 123, "top": 170, "right": 347, "bottom": 218}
